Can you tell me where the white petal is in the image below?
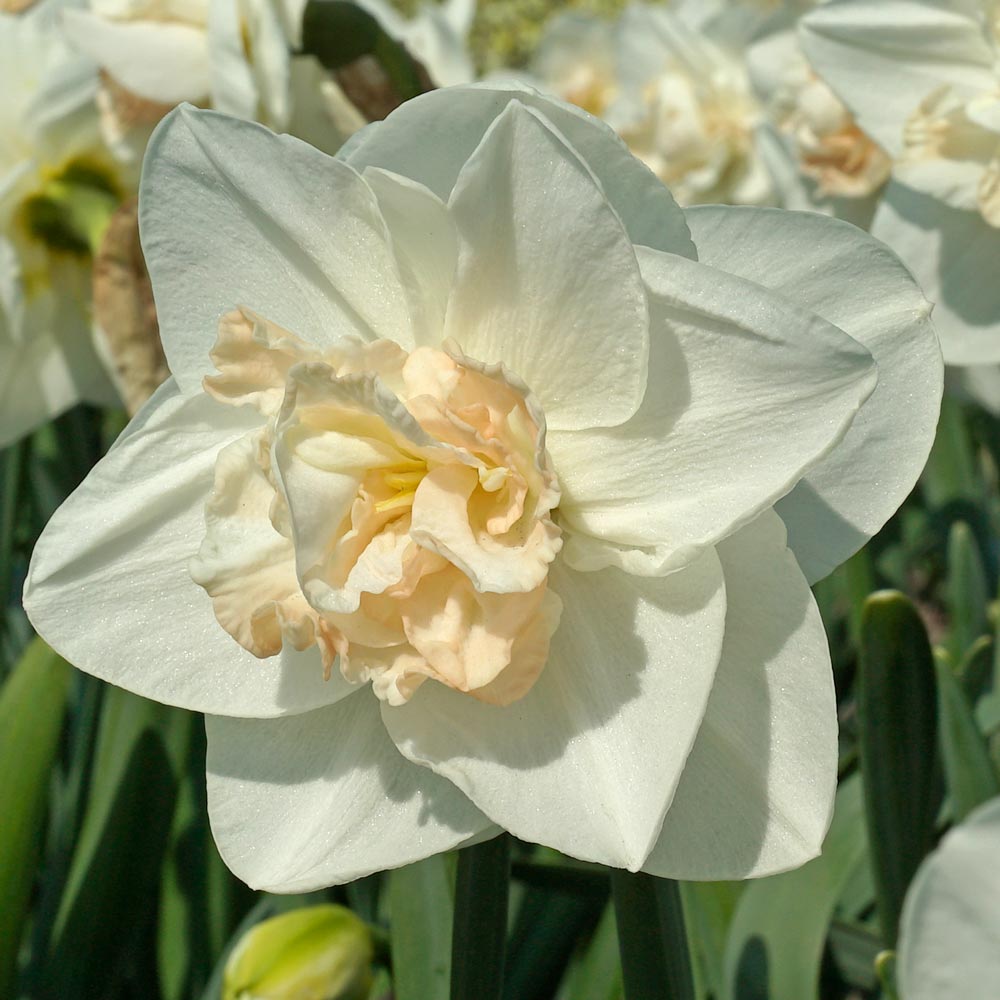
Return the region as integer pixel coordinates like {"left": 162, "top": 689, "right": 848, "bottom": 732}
{"left": 341, "top": 82, "right": 696, "bottom": 258}
{"left": 381, "top": 549, "right": 726, "bottom": 871}
{"left": 686, "top": 204, "right": 942, "bottom": 583}
{"left": 62, "top": 9, "right": 210, "bottom": 105}
{"left": 442, "top": 100, "right": 649, "bottom": 431}
{"left": 206, "top": 688, "right": 492, "bottom": 890}
{"left": 548, "top": 247, "right": 876, "bottom": 575}
{"left": 643, "top": 510, "right": 837, "bottom": 880}
{"left": 22, "top": 381, "right": 354, "bottom": 717}
{"left": 139, "top": 105, "right": 416, "bottom": 393}
{"left": 0, "top": 249, "right": 117, "bottom": 448}
{"left": 799, "top": 0, "right": 995, "bottom": 156}
{"left": 897, "top": 796, "right": 1000, "bottom": 1000}
{"left": 362, "top": 167, "right": 457, "bottom": 347}
{"left": 872, "top": 181, "right": 1000, "bottom": 366}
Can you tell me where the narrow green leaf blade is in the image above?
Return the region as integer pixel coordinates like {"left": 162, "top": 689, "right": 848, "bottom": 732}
{"left": 858, "top": 591, "right": 940, "bottom": 943}
{"left": 560, "top": 903, "right": 622, "bottom": 1000}
{"left": 451, "top": 835, "right": 510, "bottom": 1000}
{"left": 389, "top": 853, "right": 454, "bottom": 1000}
{"left": 722, "top": 775, "right": 868, "bottom": 1000}
{"left": 611, "top": 872, "right": 694, "bottom": 1000}
{"left": 40, "top": 687, "right": 185, "bottom": 998}
{"left": 935, "top": 652, "right": 1000, "bottom": 822}
{"left": 946, "top": 521, "right": 989, "bottom": 663}
{"left": 0, "top": 639, "right": 71, "bottom": 997}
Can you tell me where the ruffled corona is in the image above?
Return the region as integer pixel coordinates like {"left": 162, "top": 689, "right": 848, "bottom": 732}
{"left": 190, "top": 308, "right": 563, "bottom": 706}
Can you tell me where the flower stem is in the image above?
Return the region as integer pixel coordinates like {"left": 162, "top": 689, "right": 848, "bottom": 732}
{"left": 450, "top": 834, "right": 510, "bottom": 1000}
{"left": 611, "top": 870, "right": 695, "bottom": 1000}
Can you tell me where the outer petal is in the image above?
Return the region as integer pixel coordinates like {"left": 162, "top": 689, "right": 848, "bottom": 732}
{"left": 686, "top": 205, "right": 942, "bottom": 583}
{"left": 897, "top": 796, "right": 1000, "bottom": 1000}
{"left": 443, "top": 101, "right": 649, "bottom": 431}
{"left": 340, "top": 82, "right": 697, "bottom": 259}
{"left": 800, "top": 0, "right": 995, "bottom": 156}
{"left": 381, "top": 549, "right": 727, "bottom": 871}
{"left": 872, "top": 181, "right": 1000, "bottom": 365}
{"left": 642, "top": 510, "right": 837, "bottom": 880}
{"left": 206, "top": 688, "right": 493, "bottom": 890}
{"left": 549, "top": 247, "right": 876, "bottom": 576}
{"left": 22, "top": 381, "right": 355, "bottom": 717}
{"left": 139, "top": 105, "right": 417, "bottom": 393}
{"left": 62, "top": 9, "right": 211, "bottom": 105}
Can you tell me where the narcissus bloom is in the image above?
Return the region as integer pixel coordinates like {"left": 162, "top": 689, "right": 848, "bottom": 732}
{"left": 0, "top": 4, "right": 120, "bottom": 446}
{"left": 24, "top": 84, "right": 941, "bottom": 890}
{"left": 897, "top": 797, "right": 1000, "bottom": 1000}
{"left": 801, "top": 0, "right": 1000, "bottom": 366}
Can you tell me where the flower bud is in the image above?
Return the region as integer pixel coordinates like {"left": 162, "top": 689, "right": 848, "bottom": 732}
{"left": 223, "top": 904, "right": 373, "bottom": 1000}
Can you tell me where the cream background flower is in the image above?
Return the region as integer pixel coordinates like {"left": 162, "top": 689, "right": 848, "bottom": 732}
{"left": 24, "top": 84, "right": 941, "bottom": 889}
{"left": 0, "top": 3, "right": 119, "bottom": 447}
{"left": 62, "top": 0, "right": 360, "bottom": 159}
{"left": 897, "top": 796, "right": 1000, "bottom": 1000}
{"left": 802, "top": 0, "right": 1000, "bottom": 366}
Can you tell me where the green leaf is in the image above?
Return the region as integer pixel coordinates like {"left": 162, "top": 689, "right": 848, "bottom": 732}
{"left": 946, "top": 521, "right": 990, "bottom": 663}
{"left": 722, "top": 774, "right": 868, "bottom": 1000}
{"left": 451, "top": 835, "right": 511, "bottom": 1000}
{"left": 389, "top": 853, "right": 454, "bottom": 1000}
{"left": 39, "top": 687, "right": 186, "bottom": 998}
{"left": 504, "top": 864, "right": 608, "bottom": 1000}
{"left": 559, "top": 903, "right": 622, "bottom": 1000}
{"left": 858, "top": 591, "right": 940, "bottom": 943}
{"left": 611, "top": 872, "right": 694, "bottom": 1000}
{"left": 0, "top": 639, "right": 72, "bottom": 997}
{"left": 681, "top": 882, "right": 741, "bottom": 1000}
{"left": 921, "top": 395, "right": 979, "bottom": 507}
{"left": 935, "top": 650, "right": 1000, "bottom": 822}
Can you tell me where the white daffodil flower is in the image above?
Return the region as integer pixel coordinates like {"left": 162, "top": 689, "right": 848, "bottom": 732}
{"left": 353, "top": 0, "right": 475, "bottom": 88}
{"left": 746, "top": 24, "right": 890, "bottom": 213}
{"left": 801, "top": 0, "right": 1000, "bottom": 367}
{"left": 522, "top": 11, "right": 619, "bottom": 120}
{"left": 0, "top": 4, "right": 120, "bottom": 447}
{"left": 896, "top": 796, "right": 1000, "bottom": 1000}
{"left": 23, "top": 84, "right": 941, "bottom": 890}
{"left": 523, "top": 2, "right": 774, "bottom": 207}
{"left": 61, "top": 0, "right": 360, "bottom": 160}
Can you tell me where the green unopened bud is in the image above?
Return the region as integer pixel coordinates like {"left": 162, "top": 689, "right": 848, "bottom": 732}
{"left": 223, "top": 904, "right": 373, "bottom": 1000}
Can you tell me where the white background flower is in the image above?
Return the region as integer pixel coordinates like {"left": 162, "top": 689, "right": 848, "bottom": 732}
{"left": 802, "top": 0, "right": 1000, "bottom": 368}
{"left": 0, "top": 2, "right": 120, "bottom": 446}
{"left": 897, "top": 796, "right": 1000, "bottom": 1000}
{"left": 24, "top": 84, "right": 941, "bottom": 890}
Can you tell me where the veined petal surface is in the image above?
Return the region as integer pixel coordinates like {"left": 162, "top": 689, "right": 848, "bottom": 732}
{"left": 549, "top": 247, "right": 876, "bottom": 575}
{"left": 23, "top": 380, "right": 356, "bottom": 717}
{"left": 139, "top": 106, "right": 417, "bottom": 393}
{"left": 442, "top": 101, "right": 649, "bottom": 431}
{"left": 687, "top": 205, "right": 941, "bottom": 583}
{"left": 340, "top": 81, "right": 697, "bottom": 258}
{"left": 643, "top": 510, "right": 836, "bottom": 880}
{"left": 380, "top": 550, "right": 726, "bottom": 871}
{"left": 206, "top": 688, "right": 493, "bottom": 891}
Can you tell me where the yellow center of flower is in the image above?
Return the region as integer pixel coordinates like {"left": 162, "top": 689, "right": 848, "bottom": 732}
{"left": 191, "top": 308, "right": 564, "bottom": 707}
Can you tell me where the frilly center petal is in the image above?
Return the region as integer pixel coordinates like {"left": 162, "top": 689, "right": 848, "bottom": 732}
{"left": 191, "top": 307, "right": 563, "bottom": 707}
